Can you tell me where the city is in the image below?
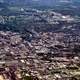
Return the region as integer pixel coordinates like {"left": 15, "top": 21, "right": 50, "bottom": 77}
{"left": 0, "top": 0, "right": 80, "bottom": 80}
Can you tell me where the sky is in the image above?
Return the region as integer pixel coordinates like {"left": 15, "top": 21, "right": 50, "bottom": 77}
{"left": 0, "top": 0, "right": 80, "bottom": 6}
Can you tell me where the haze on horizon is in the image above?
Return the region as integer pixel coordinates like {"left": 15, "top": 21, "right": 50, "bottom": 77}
{"left": 1, "top": 0, "right": 80, "bottom": 6}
